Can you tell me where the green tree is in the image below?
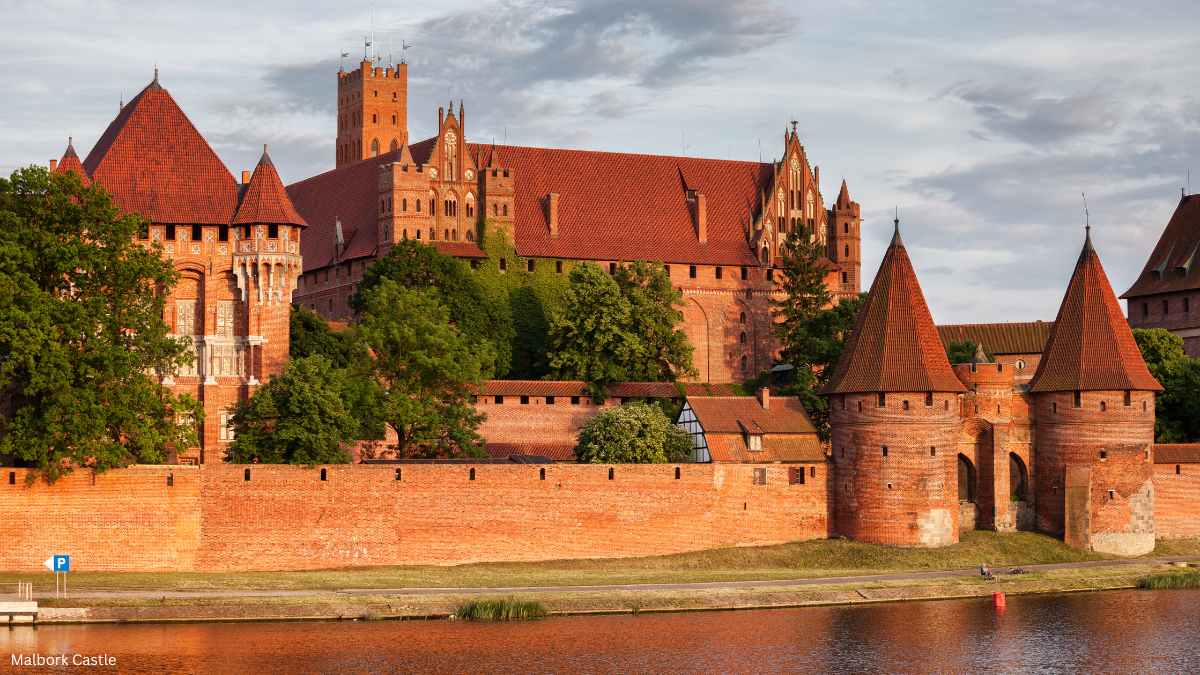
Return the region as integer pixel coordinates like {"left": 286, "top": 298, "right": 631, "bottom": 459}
{"left": 612, "top": 261, "right": 696, "bottom": 381}
{"left": 227, "top": 356, "right": 358, "bottom": 464}
{"left": 0, "top": 167, "right": 199, "bottom": 479}
{"left": 772, "top": 226, "right": 865, "bottom": 438}
{"left": 289, "top": 305, "right": 356, "bottom": 369}
{"left": 357, "top": 281, "right": 493, "bottom": 458}
{"left": 351, "top": 240, "right": 514, "bottom": 376}
{"left": 575, "top": 402, "right": 693, "bottom": 464}
{"left": 946, "top": 340, "right": 981, "bottom": 365}
{"left": 548, "top": 262, "right": 693, "bottom": 395}
{"left": 1133, "top": 328, "right": 1197, "bottom": 442}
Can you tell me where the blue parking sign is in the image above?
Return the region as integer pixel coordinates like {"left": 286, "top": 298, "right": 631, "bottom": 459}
{"left": 53, "top": 554, "right": 70, "bottom": 572}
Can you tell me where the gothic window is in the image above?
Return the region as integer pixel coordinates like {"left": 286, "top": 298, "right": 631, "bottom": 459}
{"left": 415, "top": 199, "right": 421, "bottom": 213}
{"left": 218, "top": 411, "right": 235, "bottom": 442}
{"left": 176, "top": 300, "right": 197, "bottom": 336}
{"left": 739, "top": 332, "right": 747, "bottom": 344}
{"left": 806, "top": 190, "right": 814, "bottom": 220}
{"left": 370, "top": 139, "right": 380, "bottom": 157}
{"left": 740, "top": 355, "right": 748, "bottom": 373}
{"left": 466, "top": 230, "right": 474, "bottom": 241}
{"left": 502, "top": 204, "right": 509, "bottom": 216}
{"left": 739, "top": 312, "right": 746, "bottom": 324}
{"left": 429, "top": 228, "right": 436, "bottom": 240}
{"left": 401, "top": 198, "right": 407, "bottom": 212}
{"left": 216, "top": 301, "right": 234, "bottom": 338}
{"left": 390, "top": 138, "right": 399, "bottom": 151}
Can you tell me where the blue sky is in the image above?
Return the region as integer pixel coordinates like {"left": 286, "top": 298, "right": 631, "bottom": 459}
{"left": 3, "top": 0, "right": 1198, "bottom": 323}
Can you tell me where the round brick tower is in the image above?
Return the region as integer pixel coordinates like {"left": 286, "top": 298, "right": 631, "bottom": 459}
{"left": 823, "top": 220, "right": 966, "bottom": 547}
{"left": 1028, "top": 231, "right": 1162, "bottom": 556}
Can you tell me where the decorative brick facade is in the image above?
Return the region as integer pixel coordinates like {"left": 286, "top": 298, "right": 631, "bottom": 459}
{"left": 54, "top": 75, "right": 304, "bottom": 463}
{"left": 288, "top": 60, "right": 860, "bottom": 383}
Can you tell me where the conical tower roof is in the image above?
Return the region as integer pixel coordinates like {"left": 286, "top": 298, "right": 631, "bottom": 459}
{"left": 234, "top": 147, "right": 307, "bottom": 227}
{"left": 83, "top": 75, "right": 238, "bottom": 224}
{"left": 836, "top": 179, "right": 852, "bottom": 209}
{"left": 1029, "top": 232, "right": 1162, "bottom": 392}
{"left": 823, "top": 222, "right": 965, "bottom": 394}
{"left": 54, "top": 138, "right": 89, "bottom": 185}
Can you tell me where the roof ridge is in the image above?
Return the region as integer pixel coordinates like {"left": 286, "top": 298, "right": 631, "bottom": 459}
{"left": 464, "top": 141, "right": 772, "bottom": 169}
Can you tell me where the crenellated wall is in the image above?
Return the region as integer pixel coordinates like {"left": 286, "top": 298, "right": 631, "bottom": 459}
{"left": 0, "top": 463, "right": 829, "bottom": 572}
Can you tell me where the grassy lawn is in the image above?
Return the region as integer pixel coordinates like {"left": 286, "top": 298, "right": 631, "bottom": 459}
{"left": 5, "top": 532, "right": 1198, "bottom": 595}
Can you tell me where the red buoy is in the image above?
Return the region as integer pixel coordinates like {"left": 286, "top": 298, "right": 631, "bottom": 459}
{"left": 993, "top": 592, "right": 1007, "bottom": 609}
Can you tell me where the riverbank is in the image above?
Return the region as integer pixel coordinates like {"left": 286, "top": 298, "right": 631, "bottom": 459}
{"left": 9, "top": 533, "right": 1200, "bottom": 624}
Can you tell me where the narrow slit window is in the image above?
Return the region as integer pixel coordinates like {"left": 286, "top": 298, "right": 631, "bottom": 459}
{"left": 469, "top": 468, "right": 476, "bottom": 481}
{"left": 244, "top": 468, "right": 251, "bottom": 481}
{"left": 320, "top": 468, "right": 327, "bottom": 481}
{"left": 540, "top": 468, "right": 546, "bottom": 480}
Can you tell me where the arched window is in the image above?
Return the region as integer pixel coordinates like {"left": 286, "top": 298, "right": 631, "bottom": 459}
{"left": 1010, "top": 453, "right": 1028, "bottom": 502}
{"left": 739, "top": 311, "right": 746, "bottom": 324}
{"left": 760, "top": 247, "right": 769, "bottom": 264}
{"left": 805, "top": 190, "right": 814, "bottom": 220}
{"left": 739, "top": 332, "right": 747, "bottom": 344}
{"left": 390, "top": 138, "right": 399, "bottom": 151}
{"left": 740, "top": 355, "right": 748, "bottom": 373}
{"left": 370, "top": 139, "right": 380, "bottom": 157}
{"left": 429, "top": 228, "right": 436, "bottom": 240}
{"left": 466, "top": 230, "right": 474, "bottom": 241}
{"left": 401, "top": 198, "right": 407, "bottom": 212}
{"left": 958, "top": 455, "right": 977, "bottom": 503}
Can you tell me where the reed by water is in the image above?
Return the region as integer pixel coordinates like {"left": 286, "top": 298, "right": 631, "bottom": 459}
{"left": 1136, "top": 569, "right": 1200, "bottom": 589}
{"left": 455, "top": 598, "right": 548, "bottom": 621}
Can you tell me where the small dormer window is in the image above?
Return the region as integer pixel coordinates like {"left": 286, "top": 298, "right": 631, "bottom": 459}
{"left": 748, "top": 434, "right": 763, "bottom": 452}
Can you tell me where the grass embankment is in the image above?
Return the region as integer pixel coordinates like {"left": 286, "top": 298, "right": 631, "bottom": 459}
{"left": 1137, "top": 569, "right": 1200, "bottom": 589}
{"left": 456, "top": 599, "right": 546, "bottom": 621}
{"left": 3, "top": 531, "right": 1165, "bottom": 594}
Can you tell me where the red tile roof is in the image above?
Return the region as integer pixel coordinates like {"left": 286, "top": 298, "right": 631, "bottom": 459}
{"left": 472, "top": 144, "right": 771, "bottom": 266}
{"left": 485, "top": 442, "right": 576, "bottom": 462}
{"left": 836, "top": 179, "right": 851, "bottom": 209}
{"left": 705, "top": 434, "right": 825, "bottom": 463}
{"left": 1122, "top": 195, "right": 1200, "bottom": 298}
{"left": 55, "top": 139, "right": 89, "bottom": 185}
{"left": 937, "top": 321, "right": 1053, "bottom": 356}
{"left": 287, "top": 149, "right": 405, "bottom": 272}
{"left": 433, "top": 241, "right": 487, "bottom": 258}
{"left": 82, "top": 79, "right": 239, "bottom": 225}
{"left": 686, "top": 396, "right": 817, "bottom": 435}
{"left": 234, "top": 149, "right": 307, "bottom": 227}
{"left": 480, "top": 380, "right": 589, "bottom": 397}
{"left": 1154, "top": 444, "right": 1200, "bottom": 464}
{"left": 1029, "top": 233, "right": 1162, "bottom": 392}
{"left": 822, "top": 225, "right": 966, "bottom": 394}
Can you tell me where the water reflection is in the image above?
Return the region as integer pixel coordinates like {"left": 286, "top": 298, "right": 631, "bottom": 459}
{"left": 2, "top": 590, "right": 1198, "bottom": 673}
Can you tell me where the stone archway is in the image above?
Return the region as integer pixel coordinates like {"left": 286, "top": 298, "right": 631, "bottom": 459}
{"left": 957, "top": 418, "right": 993, "bottom": 531}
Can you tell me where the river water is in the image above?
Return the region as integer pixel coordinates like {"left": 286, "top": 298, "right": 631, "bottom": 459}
{"left": 3, "top": 590, "right": 1198, "bottom": 673}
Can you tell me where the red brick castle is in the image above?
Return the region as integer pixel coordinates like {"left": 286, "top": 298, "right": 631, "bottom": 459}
{"left": 51, "top": 73, "right": 306, "bottom": 463}
{"left": 289, "top": 59, "right": 862, "bottom": 383}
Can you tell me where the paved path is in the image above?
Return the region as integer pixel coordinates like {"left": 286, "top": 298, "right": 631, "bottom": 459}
{"left": 25, "top": 556, "right": 1195, "bottom": 602}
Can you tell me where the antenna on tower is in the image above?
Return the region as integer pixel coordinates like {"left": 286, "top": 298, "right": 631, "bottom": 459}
{"left": 757, "top": 138, "right": 762, "bottom": 163}
{"left": 339, "top": 50, "right": 350, "bottom": 72}
{"left": 363, "top": 35, "right": 372, "bottom": 61}
{"left": 1082, "top": 192, "right": 1090, "bottom": 238}
{"left": 401, "top": 40, "right": 413, "bottom": 64}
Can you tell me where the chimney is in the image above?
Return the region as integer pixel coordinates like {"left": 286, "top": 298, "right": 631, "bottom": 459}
{"left": 241, "top": 170, "right": 251, "bottom": 184}
{"left": 758, "top": 387, "right": 770, "bottom": 410}
{"left": 49, "top": 159, "right": 58, "bottom": 172}
{"left": 695, "top": 192, "right": 707, "bottom": 243}
{"left": 548, "top": 192, "right": 560, "bottom": 238}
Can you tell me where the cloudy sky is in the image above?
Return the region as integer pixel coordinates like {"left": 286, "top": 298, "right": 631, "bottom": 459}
{"left": 4, "top": 0, "right": 1198, "bottom": 323}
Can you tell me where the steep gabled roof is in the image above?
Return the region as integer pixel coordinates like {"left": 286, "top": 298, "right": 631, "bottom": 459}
{"left": 836, "top": 179, "right": 852, "bottom": 209}
{"left": 1029, "top": 232, "right": 1162, "bottom": 392}
{"left": 469, "top": 144, "right": 771, "bottom": 266}
{"left": 234, "top": 148, "right": 307, "bottom": 227}
{"left": 823, "top": 224, "right": 965, "bottom": 394}
{"left": 54, "top": 138, "right": 89, "bottom": 185}
{"left": 686, "top": 396, "right": 817, "bottom": 435}
{"left": 1122, "top": 195, "right": 1200, "bottom": 298}
{"left": 937, "top": 321, "right": 1053, "bottom": 355}
{"left": 82, "top": 77, "right": 238, "bottom": 224}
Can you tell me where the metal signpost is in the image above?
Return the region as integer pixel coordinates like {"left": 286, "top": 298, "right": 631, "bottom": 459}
{"left": 43, "top": 554, "right": 70, "bottom": 598}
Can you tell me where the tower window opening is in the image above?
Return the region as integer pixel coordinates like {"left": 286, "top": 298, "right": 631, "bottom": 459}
{"left": 540, "top": 468, "right": 546, "bottom": 480}
{"left": 469, "top": 468, "right": 476, "bottom": 481}
{"left": 1163, "top": 299, "right": 1169, "bottom": 314}
{"left": 1124, "top": 390, "right": 1131, "bottom": 406}
{"left": 218, "top": 225, "right": 228, "bottom": 241}
{"left": 527, "top": 259, "right": 535, "bottom": 273}
{"left": 608, "top": 468, "right": 615, "bottom": 480}
{"left": 740, "top": 267, "right": 748, "bottom": 280}
{"left": 191, "top": 224, "right": 202, "bottom": 241}
{"left": 877, "top": 392, "right": 885, "bottom": 407}
{"left": 395, "top": 468, "right": 402, "bottom": 481}
{"left": 882, "top": 445, "right": 888, "bottom": 457}
{"left": 902, "top": 400, "right": 910, "bottom": 410}
{"left": 610, "top": 262, "right": 618, "bottom": 274}
{"left": 1100, "top": 450, "right": 1108, "bottom": 460}
{"left": 930, "top": 446, "right": 936, "bottom": 456}
{"left": 925, "top": 392, "right": 933, "bottom": 406}
{"left": 1073, "top": 391, "right": 1081, "bottom": 408}
{"left": 689, "top": 265, "right": 697, "bottom": 278}
{"left": 1177, "top": 464, "right": 1183, "bottom": 475}
{"left": 320, "top": 468, "right": 327, "bottom": 481}
{"left": 166, "top": 224, "right": 176, "bottom": 240}
{"left": 556, "top": 260, "right": 564, "bottom": 274}
{"left": 520, "top": 395, "right": 530, "bottom": 405}
{"left": 716, "top": 266, "right": 723, "bottom": 279}
{"left": 1100, "top": 400, "right": 1107, "bottom": 411}
{"left": 494, "top": 396, "right": 504, "bottom": 404}
{"left": 1053, "top": 402, "right": 1058, "bottom": 413}
{"left": 268, "top": 224, "right": 279, "bottom": 239}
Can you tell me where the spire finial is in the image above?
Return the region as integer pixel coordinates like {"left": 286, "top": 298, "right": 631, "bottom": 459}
{"left": 1082, "top": 192, "right": 1091, "bottom": 241}
{"left": 153, "top": 65, "right": 158, "bottom": 83}
{"left": 67, "top": 135, "right": 73, "bottom": 147}
{"left": 263, "top": 143, "right": 268, "bottom": 155}
{"left": 891, "top": 206, "right": 903, "bottom": 246}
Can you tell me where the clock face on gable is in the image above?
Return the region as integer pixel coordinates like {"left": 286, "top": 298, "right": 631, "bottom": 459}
{"left": 429, "top": 168, "right": 438, "bottom": 179}
{"left": 465, "top": 169, "right": 474, "bottom": 181}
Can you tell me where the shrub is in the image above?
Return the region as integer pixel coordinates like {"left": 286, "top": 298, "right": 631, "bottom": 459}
{"left": 455, "top": 598, "right": 547, "bottom": 621}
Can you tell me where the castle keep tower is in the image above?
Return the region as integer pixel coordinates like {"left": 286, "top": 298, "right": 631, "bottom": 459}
{"left": 829, "top": 180, "right": 862, "bottom": 300}
{"left": 1029, "top": 231, "right": 1162, "bottom": 555}
{"left": 823, "top": 220, "right": 966, "bottom": 546}
{"left": 337, "top": 59, "right": 408, "bottom": 168}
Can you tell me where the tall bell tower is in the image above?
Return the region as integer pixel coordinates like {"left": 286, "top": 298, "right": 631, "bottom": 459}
{"left": 336, "top": 59, "right": 408, "bottom": 168}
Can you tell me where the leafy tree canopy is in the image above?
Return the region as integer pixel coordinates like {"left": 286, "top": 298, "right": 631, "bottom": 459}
{"left": 1133, "top": 328, "right": 1200, "bottom": 442}
{"left": 575, "top": 402, "right": 693, "bottom": 464}
{"left": 946, "top": 340, "right": 982, "bottom": 366}
{"left": 0, "top": 167, "right": 199, "bottom": 479}
{"left": 772, "top": 226, "right": 865, "bottom": 438}
{"left": 351, "top": 240, "right": 514, "bottom": 376}
{"left": 357, "top": 281, "right": 493, "bottom": 458}
{"left": 290, "top": 305, "right": 357, "bottom": 369}
{"left": 548, "top": 262, "right": 694, "bottom": 395}
{"left": 227, "top": 356, "right": 358, "bottom": 464}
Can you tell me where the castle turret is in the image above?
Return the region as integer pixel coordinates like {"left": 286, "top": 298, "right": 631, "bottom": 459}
{"left": 953, "top": 348, "right": 1019, "bottom": 532}
{"left": 481, "top": 148, "right": 515, "bottom": 244}
{"left": 829, "top": 179, "right": 861, "bottom": 300}
{"left": 53, "top": 137, "right": 89, "bottom": 185}
{"left": 232, "top": 147, "right": 306, "bottom": 380}
{"left": 823, "top": 219, "right": 966, "bottom": 547}
{"left": 1028, "top": 230, "right": 1162, "bottom": 555}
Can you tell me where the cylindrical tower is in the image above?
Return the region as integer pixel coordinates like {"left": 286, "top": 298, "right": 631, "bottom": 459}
{"left": 1028, "top": 231, "right": 1162, "bottom": 556}
{"left": 823, "top": 219, "right": 966, "bottom": 547}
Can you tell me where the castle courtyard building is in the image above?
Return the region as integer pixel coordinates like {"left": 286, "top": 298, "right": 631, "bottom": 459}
{"left": 288, "top": 59, "right": 862, "bottom": 383}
